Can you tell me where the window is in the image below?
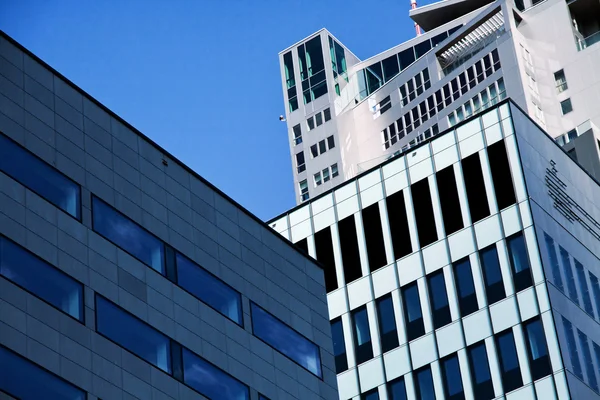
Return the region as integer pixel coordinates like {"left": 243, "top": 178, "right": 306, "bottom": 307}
{"left": 329, "top": 36, "right": 347, "bottom": 78}
{"left": 428, "top": 270, "right": 452, "bottom": 329}
{"left": 92, "top": 196, "right": 165, "bottom": 274}
{"left": 338, "top": 216, "right": 362, "bottom": 284}
{"left": 454, "top": 258, "right": 478, "bottom": 317}
{"left": 0, "top": 133, "right": 81, "bottom": 219}
{"left": 251, "top": 302, "right": 322, "bottom": 377}
{"left": 577, "top": 330, "right": 599, "bottom": 391}
{"left": 0, "top": 345, "right": 86, "bottom": 400}
{"left": 411, "top": 178, "right": 438, "bottom": 247}
{"left": 331, "top": 318, "right": 348, "bottom": 373}
{"left": 461, "top": 152, "right": 490, "bottom": 223}
{"left": 487, "top": 141, "right": 516, "bottom": 210}
{"left": 468, "top": 341, "right": 494, "bottom": 399}
{"left": 560, "top": 98, "right": 573, "bottom": 115}
{"left": 0, "top": 236, "right": 83, "bottom": 321}
{"left": 314, "top": 172, "right": 322, "bottom": 187}
{"left": 319, "top": 139, "right": 327, "bottom": 154}
{"left": 589, "top": 273, "right": 600, "bottom": 318}
{"left": 496, "top": 329, "right": 523, "bottom": 392}
{"left": 554, "top": 69, "right": 568, "bottom": 93}
{"left": 296, "top": 151, "right": 306, "bottom": 173}
{"left": 327, "top": 135, "right": 335, "bottom": 149}
{"left": 559, "top": 246, "right": 579, "bottom": 304}
{"left": 563, "top": 317, "right": 583, "bottom": 379}
{"left": 388, "top": 377, "right": 407, "bottom": 400}
{"left": 324, "top": 107, "right": 332, "bottom": 122}
{"left": 293, "top": 124, "right": 302, "bottom": 145}
{"left": 331, "top": 163, "right": 339, "bottom": 178}
{"left": 299, "top": 179, "right": 309, "bottom": 201}
{"left": 298, "top": 37, "right": 327, "bottom": 104}
{"left": 382, "top": 54, "right": 400, "bottom": 82}
{"left": 315, "top": 112, "right": 323, "bottom": 127}
{"left": 544, "top": 233, "right": 564, "bottom": 293}
{"left": 362, "top": 388, "right": 380, "bottom": 400}
{"left": 524, "top": 318, "right": 552, "bottom": 380}
{"left": 479, "top": 245, "right": 506, "bottom": 305}
{"left": 575, "top": 259, "right": 594, "bottom": 316}
{"left": 315, "top": 227, "right": 338, "bottom": 292}
{"left": 415, "top": 366, "right": 435, "bottom": 400}
{"left": 352, "top": 306, "right": 373, "bottom": 364}
{"left": 283, "top": 51, "right": 298, "bottom": 112}
{"left": 182, "top": 348, "right": 249, "bottom": 400}
{"left": 441, "top": 354, "right": 465, "bottom": 400}
{"left": 259, "top": 395, "right": 270, "bottom": 400}
{"left": 507, "top": 233, "right": 533, "bottom": 292}
{"left": 435, "top": 166, "right": 464, "bottom": 235}
{"left": 376, "top": 295, "right": 399, "bottom": 352}
{"left": 310, "top": 144, "right": 318, "bottom": 158}
{"left": 402, "top": 282, "right": 425, "bottom": 341}
{"left": 175, "top": 253, "right": 242, "bottom": 325}
{"left": 96, "top": 295, "right": 172, "bottom": 373}
{"left": 322, "top": 167, "right": 330, "bottom": 183}
{"left": 307, "top": 116, "right": 315, "bottom": 131}
{"left": 362, "top": 203, "right": 387, "bottom": 272}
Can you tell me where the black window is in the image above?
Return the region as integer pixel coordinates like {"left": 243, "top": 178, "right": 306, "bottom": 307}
{"left": 315, "top": 112, "right": 323, "bottom": 126}
{"left": 292, "top": 124, "right": 302, "bottom": 145}
{"left": 461, "top": 153, "right": 490, "bottom": 222}
{"left": 431, "top": 31, "right": 448, "bottom": 47}
{"left": 402, "top": 282, "right": 425, "bottom": 341}
{"left": 327, "top": 135, "right": 335, "bottom": 149}
{"left": 362, "top": 203, "right": 387, "bottom": 272}
{"left": 315, "top": 227, "right": 338, "bottom": 293}
{"left": 487, "top": 141, "right": 516, "bottom": 210}
{"left": 523, "top": 318, "right": 552, "bottom": 380}
{"left": 338, "top": 216, "right": 362, "bottom": 284}
{"left": 307, "top": 116, "right": 315, "bottom": 130}
{"left": 323, "top": 108, "right": 332, "bottom": 122}
{"left": 467, "top": 67, "right": 476, "bottom": 89}
{"left": 475, "top": 61, "right": 484, "bottom": 83}
{"left": 483, "top": 55, "right": 492, "bottom": 76}
{"left": 362, "top": 388, "right": 380, "bottom": 400}
{"left": 319, "top": 139, "right": 327, "bottom": 154}
{"left": 331, "top": 318, "right": 348, "bottom": 373}
{"left": 388, "top": 377, "right": 408, "bottom": 400}
{"left": 310, "top": 144, "right": 318, "bottom": 158}
{"left": 352, "top": 306, "right": 373, "bottom": 364}
{"left": 0, "top": 133, "right": 81, "bottom": 219}
{"left": 467, "top": 341, "right": 495, "bottom": 399}
{"left": 560, "top": 98, "right": 573, "bottom": 115}
{"left": 386, "top": 190, "right": 412, "bottom": 260}
{"left": 441, "top": 354, "right": 465, "bottom": 400}
{"left": 435, "top": 166, "right": 464, "bottom": 235}
{"left": 411, "top": 179, "right": 438, "bottom": 247}
{"left": 479, "top": 245, "right": 506, "bottom": 304}
{"left": 454, "top": 258, "right": 478, "bottom": 317}
{"left": 376, "top": 295, "right": 399, "bottom": 352}
{"left": 399, "top": 48, "right": 416, "bottom": 71}
{"left": 496, "top": 329, "right": 523, "bottom": 392}
{"left": 415, "top": 40, "right": 432, "bottom": 58}
{"left": 507, "top": 233, "right": 533, "bottom": 292}
{"left": 295, "top": 238, "right": 308, "bottom": 253}
{"left": 415, "top": 365, "right": 435, "bottom": 400}
{"left": 296, "top": 151, "right": 306, "bottom": 173}
{"left": 428, "top": 270, "right": 452, "bottom": 329}
{"left": 383, "top": 55, "right": 400, "bottom": 82}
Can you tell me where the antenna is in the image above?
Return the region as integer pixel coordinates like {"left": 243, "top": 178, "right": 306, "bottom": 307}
{"left": 411, "top": 0, "right": 422, "bottom": 36}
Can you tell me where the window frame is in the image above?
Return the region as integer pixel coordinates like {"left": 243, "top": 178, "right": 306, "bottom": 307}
{"left": 495, "top": 329, "right": 524, "bottom": 392}
{"left": 523, "top": 317, "right": 552, "bottom": 381}
{"left": 352, "top": 305, "right": 374, "bottom": 364}
{"left": 331, "top": 317, "right": 348, "bottom": 373}
{"left": 376, "top": 294, "right": 399, "bottom": 353}
{"left": 402, "top": 282, "right": 425, "bottom": 341}
{"left": 453, "top": 257, "right": 479, "bottom": 317}
{"left": 440, "top": 353, "right": 465, "bottom": 400}
{"left": 467, "top": 341, "right": 495, "bottom": 399}
{"left": 479, "top": 244, "right": 506, "bottom": 305}
{"left": 506, "top": 233, "right": 533, "bottom": 292}
{"left": 427, "top": 270, "right": 452, "bottom": 329}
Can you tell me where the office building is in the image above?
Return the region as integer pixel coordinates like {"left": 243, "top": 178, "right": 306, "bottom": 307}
{"left": 0, "top": 31, "right": 337, "bottom": 400}
{"left": 270, "top": 99, "right": 600, "bottom": 399}
{"left": 279, "top": 0, "right": 600, "bottom": 204}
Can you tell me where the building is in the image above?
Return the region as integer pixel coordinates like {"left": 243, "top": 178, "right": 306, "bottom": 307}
{"left": 278, "top": 0, "right": 600, "bottom": 204}
{"left": 269, "top": 99, "right": 600, "bottom": 399}
{"left": 0, "top": 31, "right": 338, "bottom": 400}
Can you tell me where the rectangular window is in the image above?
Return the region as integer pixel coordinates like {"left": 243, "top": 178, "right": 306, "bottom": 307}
{"left": 563, "top": 317, "right": 583, "bottom": 379}
{"left": 323, "top": 107, "right": 332, "bottom": 122}
{"left": 398, "top": 48, "right": 416, "bottom": 71}
{"left": 507, "top": 233, "right": 533, "bottom": 292}
{"left": 251, "top": 302, "right": 322, "bottom": 377}
{"left": 0, "top": 345, "right": 86, "bottom": 400}
{"left": 292, "top": 124, "right": 302, "bottom": 145}
{"left": 441, "top": 354, "right": 465, "bottom": 400}
{"left": 295, "top": 238, "right": 308, "bottom": 254}
{"left": 315, "top": 112, "right": 323, "bottom": 127}
{"left": 322, "top": 167, "right": 330, "bottom": 183}
{"left": 310, "top": 144, "right": 318, "bottom": 158}
{"left": 524, "top": 318, "right": 552, "bottom": 380}
{"left": 331, "top": 318, "right": 348, "bottom": 373}
{"left": 0, "top": 133, "right": 81, "bottom": 219}
{"left": 468, "top": 341, "right": 495, "bottom": 399}
{"left": 559, "top": 246, "right": 579, "bottom": 304}
{"left": 299, "top": 179, "right": 309, "bottom": 201}
{"left": 386, "top": 190, "right": 412, "bottom": 260}
{"left": 362, "top": 203, "right": 387, "bottom": 272}
{"left": 402, "top": 282, "right": 425, "bottom": 341}
{"left": 296, "top": 151, "right": 306, "bottom": 173}
{"left": 0, "top": 236, "right": 83, "bottom": 321}
{"left": 543, "top": 233, "right": 564, "bottom": 293}
{"left": 388, "top": 377, "right": 407, "bottom": 400}
{"left": 362, "top": 388, "right": 380, "bottom": 400}
{"left": 411, "top": 178, "right": 438, "bottom": 247}
{"left": 554, "top": 69, "right": 568, "bottom": 93}
{"left": 454, "top": 258, "right": 478, "bottom": 317}
{"left": 376, "top": 295, "right": 399, "bottom": 352}
{"left": 577, "top": 329, "right": 599, "bottom": 391}
{"left": 560, "top": 98, "right": 573, "bottom": 115}
{"left": 175, "top": 252, "right": 242, "bottom": 325}
{"left": 314, "top": 172, "right": 322, "bottom": 186}
{"left": 574, "top": 259, "right": 594, "bottom": 316}
{"left": 331, "top": 163, "right": 339, "bottom": 178}
{"left": 96, "top": 295, "right": 172, "bottom": 373}
{"left": 92, "top": 196, "right": 166, "bottom": 274}
{"left": 496, "top": 329, "right": 523, "bottom": 392}
{"left": 589, "top": 273, "right": 600, "bottom": 318}
{"left": 352, "top": 306, "right": 373, "bottom": 364}
{"left": 435, "top": 166, "right": 464, "bottom": 235}
{"left": 479, "top": 245, "right": 506, "bottom": 304}
{"left": 415, "top": 366, "right": 435, "bottom": 400}
{"left": 487, "top": 140, "right": 516, "bottom": 210}
{"left": 428, "top": 270, "right": 452, "bottom": 329}
{"left": 461, "top": 153, "right": 490, "bottom": 223}
{"left": 327, "top": 135, "right": 335, "bottom": 150}
{"left": 338, "top": 216, "right": 362, "bottom": 284}
{"left": 319, "top": 139, "right": 327, "bottom": 154}
{"left": 382, "top": 54, "right": 400, "bottom": 82}
{"left": 315, "top": 227, "right": 338, "bottom": 292}
{"left": 307, "top": 116, "right": 315, "bottom": 131}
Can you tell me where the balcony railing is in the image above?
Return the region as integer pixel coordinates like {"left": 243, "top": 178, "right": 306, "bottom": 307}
{"left": 576, "top": 31, "right": 600, "bottom": 51}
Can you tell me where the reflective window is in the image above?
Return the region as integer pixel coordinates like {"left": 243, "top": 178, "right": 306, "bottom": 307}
{"left": 361, "top": 388, "right": 380, "bottom": 400}
{"left": 92, "top": 197, "right": 165, "bottom": 274}
{"left": 560, "top": 98, "right": 573, "bottom": 115}
{"left": 560, "top": 246, "right": 579, "bottom": 304}
{"left": 0, "top": 236, "right": 83, "bottom": 321}
{"left": 441, "top": 354, "right": 465, "bottom": 400}
{"left": 251, "top": 303, "right": 322, "bottom": 377}
{"left": 574, "top": 259, "right": 594, "bottom": 316}
{"left": 563, "top": 317, "right": 583, "bottom": 379}
{"left": 0, "top": 133, "right": 80, "bottom": 219}
{"left": 589, "top": 273, "right": 600, "bottom": 318}
{"left": 183, "top": 348, "right": 249, "bottom": 400}
{"left": 467, "top": 341, "right": 494, "bottom": 399}
{"left": 376, "top": 295, "right": 399, "bottom": 352}
{"left": 402, "top": 283, "right": 425, "bottom": 341}
{"left": 415, "top": 366, "right": 435, "bottom": 400}
{"left": 327, "top": 135, "right": 335, "bottom": 149}
{"left": 577, "top": 329, "right": 599, "bottom": 392}
{"left": 388, "top": 377, "right": 407, "bottom": 400}
{"left": 543, "top": 233, "right": 564, "bottom": 293}
{"left": 524, "top": 318, "right": 551, "bottom": 380}
{"left": 352, "top": 306, "right": 373, "bottom": 364}
{"left": 454, "top": 258, "right": 478, "bottom": 317}
{"left": 292, "top": 124, "right": 302, "bottom": 145}
{"left": 96, "top": 295, "right": 172, "bottom": 373}
{"left": 0, "top": 345, "right": 85, "bottom": 400}
{"left": 428, "top": 270, "right": 451, "bottom": 329}
{"left": 507, "top": 233, "right": 532, "bottom": 292}
{"left": 496, "top": 329, "right": 523, "bottom": 392}
{"left": 296, "top": 151, "right": 306, "bottom": 173}
{"left": 331, "top": 318, "right": 348, "bottom": 373}
{"left": 176, "top": 253, "right": 242, "bottom": 325}
{"left": 480, "top": 245, "right": 505, "bottom": 305}
{"left": 324, "top": 108, "right": 332, "bottom": 122}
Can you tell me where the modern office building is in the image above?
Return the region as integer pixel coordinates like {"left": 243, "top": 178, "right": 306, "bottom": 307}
{"left": 269, "top": 99, "right": 600, "bottom": 399}
{"left": 279, "top": 0, "right": 600, "bottom": 204}
{"left": 0, "top": 31, "right": 338, "bottom": 400}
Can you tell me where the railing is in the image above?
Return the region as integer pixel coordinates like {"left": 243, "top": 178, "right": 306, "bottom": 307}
{"left": 576, "top": 31, "right": 600, "bottom": 51}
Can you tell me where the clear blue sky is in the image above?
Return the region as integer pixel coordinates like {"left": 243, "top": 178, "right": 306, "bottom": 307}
{"left": 0, "top": 0, "right": 427, "bottom": 220}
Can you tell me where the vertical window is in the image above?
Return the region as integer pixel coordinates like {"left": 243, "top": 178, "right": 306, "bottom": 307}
{"left": 315, "top": 112, "right": 323, "bottom": 127}
{"left": 441, "top": 354, "right": 465, "bottom": 400}
{"left": 388, "top": 377, "right": 407, "bottom": 400}
{"left": 386, "top": 190, "right": 412, "bottom": 259}
{"left": 411, "top": 179, "right": 438, "bottom": 247}
{"left": 352, "top": 306, "right": 373, "bottom": 364}
{"left": 310, "top": 144, "right": 318, "bottom": 158}
{"left": 461, "top": 153, "right": 491, "bottom": 223}
{"left": 507, "top": 233, "right": 533, "bottom": 292}
{"left": 327, "top": 135, "right": 335, "bottom": 149}
{"left": 577, "top": 329, "right": 599, "bottom": 391}
{"left": 376, "top": 295, "right": 399, "bottom": 352}
{"left": 322, "top": 167, "right": 330, "bottom": 183}
{"left": 428, "top": 270, "right": 452, "bottom": 329}
{"left": 331, "top": 163, "right": 339, "bottom": 178}
{"left": 593, "top": 342, "right": 600, "bottom": 387}
{"left": 560, "top": 98, "right": 573, "bottom": 115}
{"left": 486, "top": 141, "right": 517, "bottom": 210}
{"left": 402, "top": 282, "right": 425, "bottom": 341}
{"left": 554, "top": 69, "right": 568, "bottom": 93}
{"left": 398, "top": 48, "right": 416, "bottom": 70}
{"left": 496, "top": 329, "right": 523, "bottom": 392}
{"left": 559, "top": 246, "right": 579, "bottom": 304}
{"left": 292, "top": 124, "right": 302, "bottom": 145}
{"left": 454, "top": 258, "right": 478, "bottom": 317}
{"left": 468, "top": 341, "right": 495, "bottom": 399}
{"left": 283, "top": 51, "right": 298, "bottom": 112}
{"left": 435, "top": 166, "right": 464, "bottom": 235}
{"left": 362, "top": 203, "right": 387, "bottom": 272}
{"left": 415, "top": 366, "right": 436, "bottom": 400}
{"left": 295, "top": 238, "right": 308, "bottom": 254}
{"left": 479, "top": 245, "right": 506, "bottom": 305}
{"left": 331, "top": 318, "right": 348, "bottom": 373}
{"left": 307, "top": 116, "right": 315, "bottom": 131}
{"left": 543, "top": 233, "right": 564, "bottom": 293}
{"left": 362, "top": 388, "right": 380, "bottom": 400}
{"left": 382, "top": 54, "right": 400, "bottom": 82}
{"left": 574, "top": 259, "right": 594, "bottom": 316}
{"left": 319, "top": 139, "right": 327, "bottom": 154}
{"left": 314, "top": 172, "right": 322, "bottom": 187}
{"left": 314, "top": 227, "right": 338, "bottom": 292}
{"left": 296, "top": 152, "right": 306, "bottom": 173}
{"left": 524, "top": 318, "right": 552, "bottom": 380}
{"left": 338, "top": 216, "right": 362, "bottom": 284}
{"left": 563, "top": 317, "right": 583, "bottom": 379}
{"left": 299, "top": 179, "right": 309, "bottom": 201}
{"left": 589, "top": 273, "right": 600, "bottom": 318}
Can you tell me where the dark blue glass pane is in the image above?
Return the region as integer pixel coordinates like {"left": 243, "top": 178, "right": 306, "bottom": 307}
{"left": 0, "top": 237, "right": 83, "bottom": 321}
{"left": 429, "top": 272, "right": 449, "bottom": 310}
{"left": 0, "top": 346, "right": 85, "bottom": 400}
{"left": 251, "top": 303, "right": 322, "bottom": 377}
{"left": 498, "top": 331, "right": 519, "bottom": 372}
{"left": 470, "top": 343, "right": 491, "bottom": 383}
{"left": 526, "top": 320, "right": 548, "bottom": 360}
{"left": 353, "top": 307, "right": 371, "bottom": 346}
{"left": 388, "top": 378, "right": 407, "bottom": 400}
{"left": 362, "top": 389, "right": 380, "bottom": 400}
{"left": 481, "top": 247, "right": 502, "bottom": 286}
{"left": 0, "top": 134, "right": 80, "bottom": 218}
{"left": 176, "top": 253, "right": 242, "bottom": 324}
{"left": 96, "top": 296, "right": 172, "bottom": 373}
{"left": 508, "top": 234, "right": 530, "bottom": 274}
{"left": 455, "top": 259, "right": 475, "bottom": 298}
{"left": 331, "top": 319, "right": 346, "bottom": 357}
{"left": 417, "top": 367, "right": 435, "bottom": 400}
{"left": 377, "top": 296, "right": 396, "bottom": 334}
{"left": 404, "top": 284, "right": 422, "bottom": 322}
{"left": 92, "top": 197, "right": 165, "bottom": 274}
{"left": 183, "top": 348, "right": 249, "bottom": 400}
{"left": 443, "top": 355, "right": 464, "bottom": 396}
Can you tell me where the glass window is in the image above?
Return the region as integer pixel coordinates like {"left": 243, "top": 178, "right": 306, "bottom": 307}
{"left": 415, "top": 40, "right": 432, "bottom": 58}
{"left": 468, "top": 341, "right": 494, "bottom": 399}
{"left": 314, "top": 172, "right": 322, "bottom": 186}
{"left": 319, "top": 139, "right": 327, "bottom": 154}
{"left": 496, "top": 329, "right": 523, "bottom": 392}
{"left": 331, "top": 318, "right": 348, "bottom": 373}
{"left": 0, "top": 134, "right": 81, "bottom": 219}
{"left": 376, "top": 295, "right": 399, "bottom": 352}
{"left": 352, "top": 306, "right": 373, "bottom": 364}
{"left": 327, "top": 135, "right": 335, "bottom": 150}
{"left": 251, "top": 303, "right": 322, "bottom": 377}
{"left": 310, "top": 144, "right": 318, "bottom": 158}
{"left": 454, "top": 258, "right": 478, "bottom": 317}
{"left": 415, "top": 366, "right": 435, "bottom": 400}
{"left": 362, "top": 388, "right": 380, "bottom": 400}
{"left": 283, "top": 51, "right": 295, "bottom": 89}
{"left": 574, "top": 259, "right": 594, "bottom": 316}
{"left": 176, "top": 253, "right": 242, "bottom": 325}
{"left": 559, "top": 246, "right": 579, "bottom": 304}
{"left": 428, "top": 270, "right": 452, "bottom": 329}
{"left": 331, "top": 163, "right": 339, "bottom": 178}
{"left": 0, "top": 345, "right": 86, "bottom": 400}
{"left": 441, "top": 354, "right": 465, "bottom": 400}
{"left": 480, "top": 245, "right": 506, "bottom": 305}
{"left": 554, "top": 69, "right": 568, "bottom": 93}
{"left": 322, "top": 168, "right": 330, "bottom": 183}
{"left": 365, "top": 62, "right": 383, "bottom": 94}
{"left": 398, "top": 48, "right": 416, "bottom": 71}
{"left": 560, "top": 98, "right": 573, "bottom": 115}
{"left": 299, "top": 180, "right": 309, "bottom": 201}
{"left": 292, "top": 124, "right": 302, "bottom": 145}
{"left": 183, "top": 348, "right": 249, "bottom": 400}
{"left": 296, "top": 151, "right": 305, "bottom": 173}
{"left": 96, "top": 295, "right": 172, "bottom": 373}
{"left": 388, "top": 377, "right": 407, "bottom": 400}
{"left": 0, "top": 236, "right": 83, "bottom": 321}
{"left": 307, "top": 116, "right": 315, "bottom": 131}
{"left": 304, "top": 36, "right": 325, "bottom": 77}
{"left": 507, "top": 233, "right": 533, "bottom": 292}
{"left": 524, "top": 318, "right": 552, "bottom": 380}
{"left": 543, "top": 233, "right": 564, "bottom": 293}
{"left": 92, "top": 197, "right": 165, "bottom": 274}
{"left": 589, "top": 273, "right": 600, "bottom": 318}
{"left": 382, "top": 55, "right": 400, "bottom": 82}
{"left": 315, "top": 112, "right": 323, "bottom": 127}
{"left": 402, "top": 283, "right": 425, "bottom": 341}
{"left": 563, "top": 317, "right": 583, "bottom": 379}
{"left": 577, "top": 329, "right": 599, "bottom": 392}
{"left": 323, "top": 108, "right": 332, "bottom": 122}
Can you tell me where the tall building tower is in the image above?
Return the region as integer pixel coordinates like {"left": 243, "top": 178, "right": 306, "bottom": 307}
{"left": 270, "top": 100, "right": 600, "bottom": 400}
{"left": 279, "top": 0, "right": 600, "bottom": 205}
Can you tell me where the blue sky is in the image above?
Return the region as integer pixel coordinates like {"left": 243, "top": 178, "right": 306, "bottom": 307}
{"left": 1, "top": 0, "right": 427, "bottom": 220}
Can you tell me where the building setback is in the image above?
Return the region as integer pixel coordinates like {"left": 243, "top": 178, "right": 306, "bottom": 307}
{"left": 270, "top": 100, "right": 600, "bottom": 400}
{"left": 0, "top": 31, "right": 337, "bottom": 400}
